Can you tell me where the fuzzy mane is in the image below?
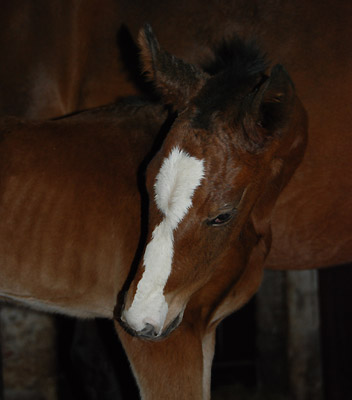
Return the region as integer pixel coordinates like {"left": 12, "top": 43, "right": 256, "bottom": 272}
{"left": 204, "top": 37, "right": 268, "bottom": 77}
{"left": 192, "top": 37, "right": 268, "bottom": 130}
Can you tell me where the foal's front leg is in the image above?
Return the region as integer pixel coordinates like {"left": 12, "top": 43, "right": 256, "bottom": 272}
{"left": 115, "top": 322, "right": 205, "bottom": 400}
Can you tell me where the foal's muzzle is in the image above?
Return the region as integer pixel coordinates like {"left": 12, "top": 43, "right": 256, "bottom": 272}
{"left": 115, "top": 305, "right": 183, "bottom": 341}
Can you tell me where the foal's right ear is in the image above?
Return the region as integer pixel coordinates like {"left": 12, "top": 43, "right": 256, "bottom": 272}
{"left": 138, "top": 24, "right": 209, "bottom": 110}
{"left": 242, "top": 64, "right": 295, "bottom": 151}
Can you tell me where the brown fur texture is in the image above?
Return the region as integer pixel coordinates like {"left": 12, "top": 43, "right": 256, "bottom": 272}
{"left": 0, "top": 100, "right": 167, "bottom": 318}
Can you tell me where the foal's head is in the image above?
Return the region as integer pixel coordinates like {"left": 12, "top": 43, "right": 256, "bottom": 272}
{"left": 118, "top": 25, "right": 307, "bottom": 340}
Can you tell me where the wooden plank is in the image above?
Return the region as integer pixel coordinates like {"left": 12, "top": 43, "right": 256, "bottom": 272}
{"left": 257, "top": 269, "right": 323, "bottom": 400}
{"left": 287, "top": 270, "right": 323, "bottom": 400}
{"left": 256, "top": 270, "right": 289, "bottom": 398}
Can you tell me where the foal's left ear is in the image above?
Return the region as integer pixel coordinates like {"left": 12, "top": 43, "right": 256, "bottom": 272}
{"left": 243, "top": 64, "right": 295, "bottom": 150}
{"left": 138, "top": 24, "right": 209, "bottom": 110}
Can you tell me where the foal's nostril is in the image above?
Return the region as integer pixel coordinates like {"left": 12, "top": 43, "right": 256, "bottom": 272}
{"left": 140, "top": 323, "right": 158, "bottom": 338}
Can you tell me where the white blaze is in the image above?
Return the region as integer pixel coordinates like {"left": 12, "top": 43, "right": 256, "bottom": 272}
{"left": 123, "top": 146, "right": 204, "bottom": 334}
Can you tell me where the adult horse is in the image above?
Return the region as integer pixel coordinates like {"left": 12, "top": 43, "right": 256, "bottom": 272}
{"left": 1, "top": 0, "right": 351, "bottom": 270}
{"left": 0, "top": 25, "right": 307, "bottom": 399}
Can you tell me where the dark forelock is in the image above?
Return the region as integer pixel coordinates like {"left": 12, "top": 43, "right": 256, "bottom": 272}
{"left": 192, "top": 37, "right": 268, "bottom": 130}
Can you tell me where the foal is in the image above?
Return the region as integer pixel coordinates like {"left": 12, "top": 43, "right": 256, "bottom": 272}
{"left": 0, "top": 25, "right": 307, "bottom": 399}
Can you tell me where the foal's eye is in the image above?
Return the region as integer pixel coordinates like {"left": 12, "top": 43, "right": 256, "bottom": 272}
{"left": 208, "top": 213, "right": 233, "bottom": 226}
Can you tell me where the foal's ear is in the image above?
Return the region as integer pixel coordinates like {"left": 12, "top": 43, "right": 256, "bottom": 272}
{"left": 243, "top": 64, "right": 295, "bottom": 151}
{"left": 138, "top": 24, "right": 208, "bottom": 110}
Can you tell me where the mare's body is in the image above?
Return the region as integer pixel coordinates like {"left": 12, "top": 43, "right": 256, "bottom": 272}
{"left": 1, "top": 0, "right": 351, "bottom": 270}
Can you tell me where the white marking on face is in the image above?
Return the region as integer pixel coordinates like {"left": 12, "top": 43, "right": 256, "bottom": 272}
{"left": 123, "top": 146, "right": 204, "bottom": 334}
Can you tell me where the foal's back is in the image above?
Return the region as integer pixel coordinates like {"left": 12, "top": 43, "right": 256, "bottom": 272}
{"left": 0, "top": 101, "right": 166, "bottom": 318}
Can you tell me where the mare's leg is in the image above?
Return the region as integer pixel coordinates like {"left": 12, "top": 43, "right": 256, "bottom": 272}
{"left": 116, "top": 322, "right": 205, "bottom": 400}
